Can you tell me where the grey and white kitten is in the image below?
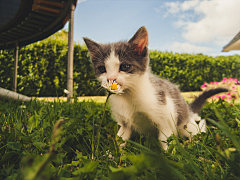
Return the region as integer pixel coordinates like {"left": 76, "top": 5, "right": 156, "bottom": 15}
{"left": 83, "top": 26, "right": 228, "bottom": 150}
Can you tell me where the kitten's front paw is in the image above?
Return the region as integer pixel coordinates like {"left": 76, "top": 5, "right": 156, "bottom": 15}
{"left": 161, "top": 142, "right": 168, "bottom": 151}
{"left": 120, "top": 142, "right": 127, "bottom": 147}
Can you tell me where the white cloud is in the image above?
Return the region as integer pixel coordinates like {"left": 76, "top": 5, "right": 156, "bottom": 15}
{"left": 181, "top": 0, "right": 200, "bottom": 11}
{"left": 167, "top": 41, "right": 212, "bottom": 54}
{"left": 164, "top": 2, "right": 181, "bottom": 14}
{"left": 164, "top": 0, "right": 240, "bottom": 45}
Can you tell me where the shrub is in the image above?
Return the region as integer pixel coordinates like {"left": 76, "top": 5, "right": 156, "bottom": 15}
{"left": 0, "top": 33, "right": 104, "bottom": 97}
{"left": 149, "top": 51, "right": 240, "bottom": 92}
{"left": 1, "top": 31, "right": 240, "bottom": 96}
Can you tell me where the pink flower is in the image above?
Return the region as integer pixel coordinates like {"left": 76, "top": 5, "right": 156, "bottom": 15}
{"left": 214, "top": 81, "right": 219, "bottom": 85}
{"left": 229, "top": 78, "right": 238, "bottom": 82}
{"left": 232, "top": 86, "right": 236, "bottom": 89}
{"left": 220, "top": 95, "right": 226, "bottom": 99}
{"left": 210, "top": 82, "right": 213, "bottom": 85}
{"left": 222, "top": 77, "right": 227, "bottom": 83}
{"left": 227, "top": 93, "right": 231, "bottom": 95}
{"left": 201, "top": 82, "right": 208, "bottom": 89}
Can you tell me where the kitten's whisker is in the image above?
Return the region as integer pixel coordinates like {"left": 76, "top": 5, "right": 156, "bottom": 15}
{"left": 123, "top": 82, "right": 140, "bottom": 94}
{"left": 126, "top": 83, "right": 142, "bottom": 93}
{"left": 124, "top": 82, "right": 139, "bottom": 89}
{"left": 124, "top": 80, "right": 141, "bottom": 88}
{"left": 95, "top": 84, "right": 103, "bottom": 91}
{"left": 96, "top": 86, "right": 106, "bottom": 96}
{"left": 88, "top": 79, "right": 100, "bottom": 82}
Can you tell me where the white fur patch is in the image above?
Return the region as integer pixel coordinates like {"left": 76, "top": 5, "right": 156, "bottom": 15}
{"left": 160, "top": 96, "right": 178, "bottom": 139}
{"left": 185, "top": 113, "right": 206, "bottom": 136}
{"left": 165, "top": 96, "right": 177, "bottom": 124}
{"left": 98, "top": 50, "right": 127, "bottom": 92}
{"left": 105, "top": 50, "right": 120, "bottom": 80}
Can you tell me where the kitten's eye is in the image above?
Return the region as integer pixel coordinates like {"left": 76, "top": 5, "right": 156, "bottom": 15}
{"left": 120, "top": 64, "right": 131, "bottom": 71}
{"left": 98, "top": 66, "right": 106, "bottom": 73}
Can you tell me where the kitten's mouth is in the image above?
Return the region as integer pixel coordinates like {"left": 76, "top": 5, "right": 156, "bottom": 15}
{"left": 103, "top": 80, "right": 123, "bottom": 94}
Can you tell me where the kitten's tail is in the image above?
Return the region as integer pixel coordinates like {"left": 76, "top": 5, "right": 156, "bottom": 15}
{"left": 190, "top": 88, "right": 229, "bottom": 114}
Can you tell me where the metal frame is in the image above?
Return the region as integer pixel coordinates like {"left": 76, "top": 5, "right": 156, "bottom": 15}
{"left": 67, "top": 0, "right": 75, "bottom": 103}
{"left": 0, "top": 0, "right": 77, "bottom": 102}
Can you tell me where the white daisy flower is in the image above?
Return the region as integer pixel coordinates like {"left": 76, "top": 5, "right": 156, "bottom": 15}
{"left": 19, "top": 105, "right": 26, "bottom": 109}
{"left": 64, "top": 89, "right": 69, "bottom": 94}
{"left": 103, "top": 80, "right": 123, "bottom": 94}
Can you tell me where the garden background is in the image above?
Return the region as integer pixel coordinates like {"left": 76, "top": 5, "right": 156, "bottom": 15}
{"left": 1, "top": 30, "right": 240, "bottom": 97}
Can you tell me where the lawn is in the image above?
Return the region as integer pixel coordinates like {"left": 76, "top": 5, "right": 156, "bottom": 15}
{"left": 0, "top": 94, "right": 240, "bottom": 179}
{"left": 36, "top": 91, "right": 202, "bottom": 103}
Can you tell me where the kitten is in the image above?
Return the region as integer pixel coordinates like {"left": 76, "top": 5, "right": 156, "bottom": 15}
{"left": 83, "top": 26, "right": 228, "bottom": 150}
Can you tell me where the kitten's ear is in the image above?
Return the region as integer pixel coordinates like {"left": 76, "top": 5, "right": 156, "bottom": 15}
{"left": 83, "top": 37, "right": 100, "bottom": 59}
{"left": 128, "top": 26, "right": 148, "bottom": 54}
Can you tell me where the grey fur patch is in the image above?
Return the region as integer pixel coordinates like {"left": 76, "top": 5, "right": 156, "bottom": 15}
{"left": 83, "top": 38, "right": 111, "bottom": 76}
{"left": 113, "top": 42, "right": 149, "bottom": 74}
{"left": 158, "top": 91, "right": 166, "bottom": 104}
{"left": 149, "top": 74, "right": 189, "bottom": 126}
{"left": 149, "top": 75, "right": 166, "bottom": 104}
{"left": 121, "top": 120, "right": 128, "bottom": 128}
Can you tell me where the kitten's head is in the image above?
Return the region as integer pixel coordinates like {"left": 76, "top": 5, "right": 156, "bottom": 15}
{"left": 83, "top": 26, "right": 149, "bottom": 94}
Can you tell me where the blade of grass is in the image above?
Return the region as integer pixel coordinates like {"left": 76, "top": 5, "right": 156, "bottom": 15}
{"left": 127, "top": 139, "right": 186, "bottom": 180}
{"left": 207, "top": 117, "right": 240, "bottom": 151}
{"left": 207, "top": 108, "right": 240, "bottom": 151}
{"left": 172, "top": 135, "right": 204, "bottom": 180}
{"left": 95, "top": 93, "right": 111, "bottom": 149}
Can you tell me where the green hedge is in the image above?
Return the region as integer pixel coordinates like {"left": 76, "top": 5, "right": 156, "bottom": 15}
{"left": 1, "top": 36, "right": 240, "bottom": 96}
{"left": 149, "top": 51, "right": 240, "bottom": 91}
{"left": 0, "top": 37, "right": 104, "bottom": 97}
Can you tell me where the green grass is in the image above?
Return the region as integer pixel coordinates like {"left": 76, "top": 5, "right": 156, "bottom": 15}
{"left": 35, "top": 91, "right": 233, "bottom": 104}
{"left": 36, "top": 96, "right": 107, "bottom": 103}
{"left": 0, "top": 96, "right": 240, "bottom": 179}
{"left": 35, "top": 92, "right": 202, "bottom": 104}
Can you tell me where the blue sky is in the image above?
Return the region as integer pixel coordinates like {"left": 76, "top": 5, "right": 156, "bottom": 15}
{"left": 64, "top": 0, "right": 240, "bottom": 57}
